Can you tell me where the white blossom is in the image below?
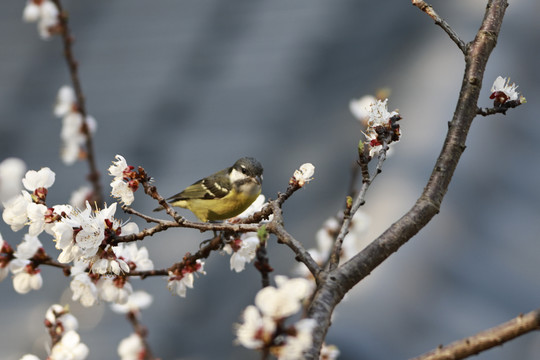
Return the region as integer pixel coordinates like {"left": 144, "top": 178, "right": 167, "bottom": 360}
{"left": 108, "top": 155, "right": 129, "bottom": 179}
{"left": 56, "top": 98, "right": 97, "bottom": 165}
{"left": 363, "top": 98, "right": 401, "bottom": 157}
{"left": 225, "top": 235, "right": 259, "bottom": 273}
{"left": 53, "top": 220, "right": 79, "bottom": 263}
{"left": 22, "top": 0, "right": 60, "bottom": 40}
{"left": 255, "top": 276, "right": 313, "bottom": 319}
{"left": 111, "top": 290, "right": 153, "bottom": 314}
{"left": 236, "top": 276, "right": 316, "bottom": 355}
{"left": 121, "top": 222, "right": 139, "bottom": 236}
{"left": 167, "top": 272, "right": 194, "bottom": 298}
{"left": 350, "top": 95, "right": 377, "bottom": 122}
{"left": 2, "top": 192, "right": 32, "bottom": 232}
{"left": 167, "top": 260, "right": 205, "bottom": 298}
{"left": 491, "top": 76, "right": 520, "bottom": 102}
{"left": 235, "top": 305, "right": 275, "bottom": 349}
{"left": 45, "top": 304, "right": 79, "bottom": 332}
{"left": 117, "top": 333, "right": 144, "bottom": 360}
{"left": 54, "top": 86, "right": 76, "bottom": 117}
{"left": 98, "top": 277, "right": 133, "bottom": 305}
{"left": 10, "top": 259, "right": 43, "bottom": 294}
{"left": 62, "top": 141, "right": 82, "bottom": 165}
{"left": 70, "top": 272, "right": 98, "bottom": 307}
{"left": 366, "top": 98, "right": 397, "bottom": 128}
{"left": 108, "top": 155, "right": 136, "bottom": 205}
{"left": 49, "top": 330, "right": 89, "bottom": 360}
{"left": 110, "top": 178, "right": 135, "bottom": 205}
{"left": 42, "top": 305, "right": 88, "bottom": 360}
{"left": 320, "top": 343, "right": 341, "bottom": 360}
{"left": 73, "top": 206, "right": 108, "bottom": 258}
{"left": 275, "top": 318, "right": 316, "bottom": 360}
{"left": 60, "top": 113, "right": 85, "bottom": 165}
{"left": 292, "top": 163, "right": 315, "bottom": 187}
{"left": 36, "top": 1, "right": 59, "bottom": 40}
{"left": 0, "top": 157, "right": 26, "bottom": 203}
{"left": 69, "top": 186, "right": 92, "bottom": 209}
{"left": 26, "top": 203, "right": 48, "bottom": 236}
{"left": 22, "top": 2, "right": 41, "bottom": 22}
{"left": 22, "top": 167, "right": 55, "bottom": 191}
{"left": 113, "top": 241, "right": 154, "bottom": 272}
{"left": 53, "top": 202, "right": 118, "bottom": 263}
{"left": 19, "top": 355, "right": 40, "bottom": 360}
{"left": 14, "top": 234, "right": 42, "bottom": 260}
{"left": 92, "top": 256, "right": 130, "bottom": 275}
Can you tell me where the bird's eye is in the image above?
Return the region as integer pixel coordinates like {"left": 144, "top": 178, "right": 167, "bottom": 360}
{"left": 241, "top": 166, "right": 247, "bottom": 174}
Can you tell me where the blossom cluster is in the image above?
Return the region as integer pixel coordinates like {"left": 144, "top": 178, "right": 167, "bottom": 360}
{"left": 109, "top": 155, "right": 140, "bottom": 205}
{"left": 235, "top": 276, "right": 316, "bottom": 359}
{"left": 0, "top": 163, "right": 154, "bottom": 306}
{"left": 350, "top": 97, "right": 402, "bottom": 158}
{"left": 167, "top": 258, "right": 206, "bottom": 298}
{"left": 22, "top": 0, "right": 60, "bottom": 39}
{"left": 20, "top": 304, "right": 89, "bottom": 360}
{"left": 2, "top": 167, "right": 56, "bottom": 236}
{"left": 53, "top": 86, "right": 98, "bottom": 165}
{"left": 111, "top": 291, "right": 153, "bottom": 360}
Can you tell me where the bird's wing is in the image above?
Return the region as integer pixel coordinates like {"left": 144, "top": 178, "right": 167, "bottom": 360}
{"left": 167, "top": 169, "right": 230, "bottom": 201}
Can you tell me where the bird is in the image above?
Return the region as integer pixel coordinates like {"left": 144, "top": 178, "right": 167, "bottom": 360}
{"left": 154, "top": 157, "right": 263, "bottom": 222}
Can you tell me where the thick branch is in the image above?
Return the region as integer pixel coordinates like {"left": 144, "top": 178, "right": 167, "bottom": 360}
{"left": 410, "top": 308, "right": 540, "bottom": 360}
{"left": 305, "top": 1, "right": 508, "bottom": 358}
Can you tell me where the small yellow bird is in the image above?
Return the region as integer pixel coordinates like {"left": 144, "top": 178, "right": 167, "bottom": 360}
{"left": 154, "top": 157, "right": 263, "bottom": 222}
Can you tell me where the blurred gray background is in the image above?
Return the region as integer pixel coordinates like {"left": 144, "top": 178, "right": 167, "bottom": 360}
{"left": 1, "top": 0, "right": 539, "bottom": 359}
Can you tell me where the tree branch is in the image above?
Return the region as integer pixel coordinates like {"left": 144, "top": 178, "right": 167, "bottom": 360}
{"left": 305, "top": 1, "right": 509, "bottom": 358}
{"left": 412, "top": 0, "right": 467, "bottom": 54}
{"left": 51, "top": 0, "right": 104, "bottom": 206}
{"left": 326, "top": 146, "right": 387, "bottom": 272}
{"left": 266, "top": 201, "right": 320, "bottom": 280}
{"left": 410, "top": 308, "right": 540, "bottom": 360}
{"left": 477, "top": 99, "right": 523, "bottom": 116}
{"left": 126, "top": 311, "right": 158, "bottom": 360}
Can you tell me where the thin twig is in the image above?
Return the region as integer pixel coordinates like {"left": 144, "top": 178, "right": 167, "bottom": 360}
{"left": 126, "top": 311, "right": 159, "bottom": 360}
{"left": 477, "top": 99, "right": 523, "bottom": 116}
{"left": 410, "top": 308, "right": 540, "bottom": 360}
{"left": 412, "top": 0, "right": 467, "bottom": 54}
{"left": 266, "top": 201, "right": 320, "bottom": 279}
{"left": 51, "top": 0, "right": 104, "bottom": 206}
{"left": 110, "top": 219, "right": 260, "bottom": 245}
{"left": 254, "top": 242, "right": 273, "bottom": 288}
{"left": 168, "top": 235, "right": 223, "bottom": 275}
{"left": 122, "top": 205, "right": 166, "bottom": 224}
{"left": 326, "top": 146, "right": 387, "bottom": 272}
{"left": 127, "top": 269, "right": 169, "bottom": 278}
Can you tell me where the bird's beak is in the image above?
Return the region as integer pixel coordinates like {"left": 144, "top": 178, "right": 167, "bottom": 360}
{"left": 256, "top": 175, "right": 263, "bottom": 185}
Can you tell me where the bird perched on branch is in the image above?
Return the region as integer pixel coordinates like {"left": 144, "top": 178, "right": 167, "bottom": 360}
{"left": 154, "top": 157, "right": 263, "bottom": 222}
